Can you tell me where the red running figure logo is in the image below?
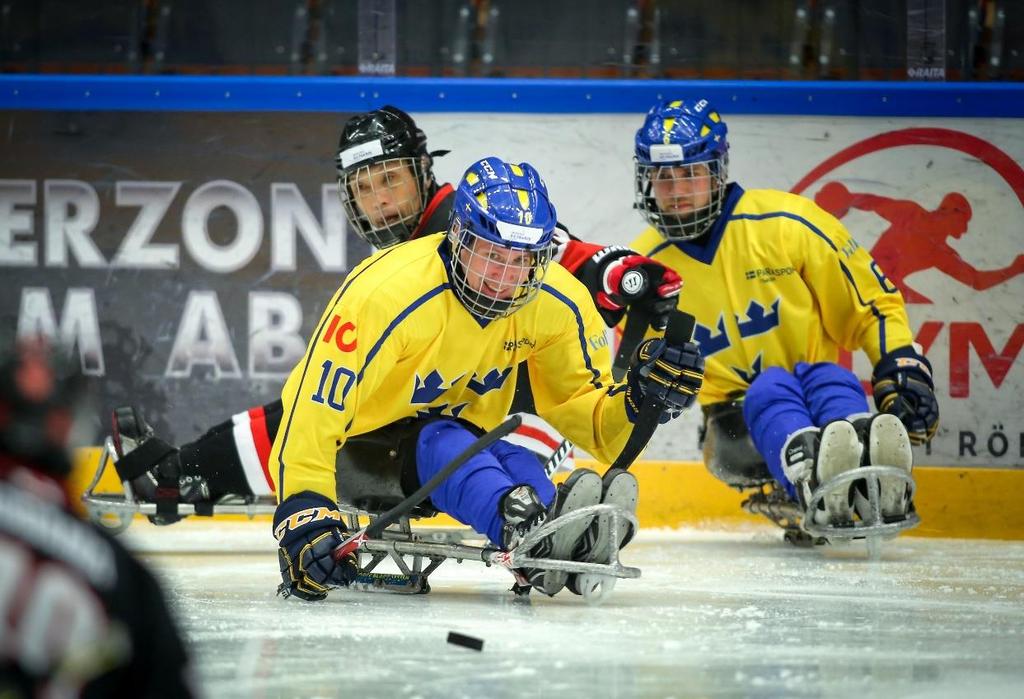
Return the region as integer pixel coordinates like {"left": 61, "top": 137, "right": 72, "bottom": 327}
{"left": 793, "top": 128, "right": 1024, "bottom": 304}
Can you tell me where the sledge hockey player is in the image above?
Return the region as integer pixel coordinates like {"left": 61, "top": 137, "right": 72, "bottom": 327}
{"left": 267, "top": 156, "right": 703, "bottom": 599}
{"left": 0, "top": 341, "right": 195, "bottom": 696}
{"left": 624, "top": 98, "right": 938, "bottom": 543}
{"left": 109, "top": 107, "right": 679, "bottom": 527}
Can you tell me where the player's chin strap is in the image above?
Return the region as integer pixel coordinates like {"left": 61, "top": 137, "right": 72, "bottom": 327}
{"left": 608, "top": 309, "right": 696, "bottom": 473}
{"left": 331, "top": 415, "right": 523, "bottom": 562}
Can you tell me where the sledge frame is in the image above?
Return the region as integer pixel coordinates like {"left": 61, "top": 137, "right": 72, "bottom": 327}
{"left": 83, "top": 438, "right": 640, "bottom": 603}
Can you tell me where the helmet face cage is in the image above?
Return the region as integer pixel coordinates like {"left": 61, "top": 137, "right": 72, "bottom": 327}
{"left": 633, "top": 99, "right": 730, "bottom": 241}
{"left": 634, "top": 153, "right": 729, "bottom": 241}
{"left": 446, "top": 157, "right": 557, "bottom": 321}
{"left": 448, "top": 220, "right": 556, "bottom": 320}
{"left": 335, "top": 106, "right": 436, "bottom": 249}
{"left": 339, "top": 155, "right": 431, "bottom": 249}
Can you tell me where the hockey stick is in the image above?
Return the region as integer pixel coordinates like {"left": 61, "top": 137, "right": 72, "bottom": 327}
{"left": 332, "top": 414, "right": 522, "bottom": 560}
{"left": 542, "top": 435, "right": 575, "bottom": 478}
{"left": 611, "top": 272, "right": 652, "bottom": 382}
{"left": 543, "top": 299, "right": 657, "bottom": 476}
{"left": 608, "top": 309, "right": 696, "bottom": 472}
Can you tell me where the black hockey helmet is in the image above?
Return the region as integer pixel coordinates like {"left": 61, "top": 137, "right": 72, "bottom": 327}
{"left": 335, "top": 106, "right": 439, "bottom": 249}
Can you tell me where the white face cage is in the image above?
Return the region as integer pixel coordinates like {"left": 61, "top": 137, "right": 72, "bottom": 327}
{"left": 447, "top": 221, "right": 556, "bottom": 321}
{"left": 634, "top": 156, "right": 728, "bottom": 241}
{"left": 340, "top": 156, "right": 429, "bottom": 249}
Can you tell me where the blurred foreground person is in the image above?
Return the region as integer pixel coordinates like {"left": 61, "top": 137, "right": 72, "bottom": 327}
{"left": 0, "top": 340, "right": 196, "bottom": 698}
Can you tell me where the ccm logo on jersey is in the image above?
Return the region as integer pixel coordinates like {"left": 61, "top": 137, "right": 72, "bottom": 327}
{"left": 273, "top": 507, "right": 344, "bottom": 541}
{"left": 322, "top": 316, "right": 357, "bottom": 351}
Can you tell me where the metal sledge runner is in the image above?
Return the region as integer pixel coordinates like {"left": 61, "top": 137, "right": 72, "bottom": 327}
{"left": 82, "top": 415, "right": 641, "bottom": 605}
{"left": 736, "top": 412, "right": 921, "bottom": 555}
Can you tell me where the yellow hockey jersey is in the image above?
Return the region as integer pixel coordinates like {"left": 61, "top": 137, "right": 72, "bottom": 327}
{"left": 629, "top": 184, "right": 914, "bottom": 406}
{"left": 270, "top": 233, "right": 633, "bottom": 501}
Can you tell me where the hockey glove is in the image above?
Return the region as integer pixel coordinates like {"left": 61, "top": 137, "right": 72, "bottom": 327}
{"left": 580, "top": 246, "right": 682, "bottom": 330}
{"left": 273, "top": 491, "right": 359, "bottom": 601}
{"left": 872, "top": 345, "right": 939, "bottom": 444}
{"left": 624, "top": 338, "right": 704, "bottom": 424}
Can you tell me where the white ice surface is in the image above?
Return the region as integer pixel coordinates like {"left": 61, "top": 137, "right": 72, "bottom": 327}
{"left": 123, "top": 521, "right": 1024, "bottom": 699}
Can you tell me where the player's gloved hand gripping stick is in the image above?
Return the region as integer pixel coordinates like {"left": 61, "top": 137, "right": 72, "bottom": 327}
{"left": 540, "top": 308, "right": 696, "bottom": 481}
{"left": 331, "top": 415, "right": 523, "bottom": 562}
{"left": 534, "top": 267, "right": 653, "bottom": 473}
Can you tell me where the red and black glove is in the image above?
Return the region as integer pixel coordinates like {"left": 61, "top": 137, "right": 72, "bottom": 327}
{"left": 579, "top": 246, "right": 682, "bottom": 330}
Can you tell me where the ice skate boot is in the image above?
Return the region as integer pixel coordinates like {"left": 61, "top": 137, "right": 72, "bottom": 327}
{"left": 782, "top": 420, "right": 862, "bottom": 531}
{"left": 852, "top": 414, "right": 915, "bottom": 522}
{"left": 111, "top": 406, "right": 208, "bottom": 525}
{"left": 566, "top": 468, "right": 638, "bottom": 595}
{"left": 500, "top": 468, "right": 601, "bottom": 596}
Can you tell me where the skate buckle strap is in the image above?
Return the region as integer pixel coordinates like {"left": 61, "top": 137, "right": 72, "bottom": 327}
{"left": 112, "top": 436, "right": 178, "bottom": 480}
{"left": 154, "top": 488, "right": 180, "bottom": 517}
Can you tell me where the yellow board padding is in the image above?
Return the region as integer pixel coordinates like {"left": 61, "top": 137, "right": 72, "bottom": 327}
{"left": 70, "top": 448, "right": 1024, "bottom": 541}
{"left": 69, "top": 447, "right": 116, "bottom": 515}
{"left": 580, "top": 460, "right": 1024, "bottom": 541}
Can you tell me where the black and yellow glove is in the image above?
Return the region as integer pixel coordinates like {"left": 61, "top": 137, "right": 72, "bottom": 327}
{"left": 872, "top": 346, "right": 939, "bottom": 444}
{"left": 624, "top": 338, "right": 704, "bottom": 424}
{"left": 273, "top": 491, "right": 359, "bottom": 601}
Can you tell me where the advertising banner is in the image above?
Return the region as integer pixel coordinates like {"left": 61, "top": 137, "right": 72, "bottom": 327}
{"left": 2, "top": 108, "right": 1021, "bottom": 466}
{"left": 1, "top": 111, "right": 371, "bottom": 444}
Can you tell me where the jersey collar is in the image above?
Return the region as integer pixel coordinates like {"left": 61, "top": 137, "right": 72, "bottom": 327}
{"left": 412, "top": 184, "right": 455, "bottom": 240}
{"left": 662, "top": 182, "right": 744, "bottom": 265}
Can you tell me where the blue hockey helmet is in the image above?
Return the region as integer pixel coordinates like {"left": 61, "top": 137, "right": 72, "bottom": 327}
{"left": 447, "top": 157, "right": 558, "bottom": 320}
{"left": 634, "top": 99, "right": 730, "bottom": 241}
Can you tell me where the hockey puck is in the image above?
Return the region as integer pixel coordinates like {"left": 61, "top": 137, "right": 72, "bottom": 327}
{"left": 447, "top": 631, "right": 484, "bottom": 651}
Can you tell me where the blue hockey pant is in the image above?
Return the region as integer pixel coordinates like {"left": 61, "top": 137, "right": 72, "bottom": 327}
{"left": 416, "top": 419, "right": 556, "bottom": 544}
{"left": 742, "top": 362, "right": 869, "bottom": 498}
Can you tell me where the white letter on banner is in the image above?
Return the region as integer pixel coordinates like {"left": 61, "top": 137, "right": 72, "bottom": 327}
{"left": 0, "top": 180, "right": 37, "bottom": 266}
{"left": 16, "top": 288, "right": 105, "bottom": 375}
{"left": 165, "top": 290, "right": 242, "bottom": 379}
{"left": 112, "top": 181, "right": 181, "bottom": 269}
{"left": 270, "top": 183, "right": 346, "bottom": 272}
{"left": 182, "top": 180, "right": 262, "bottom": 273}
{"left": 321, "top": 184, "right": 347, "bottom": 270}
{"left": 249, "top": 292, "right": 305, "bottom": 378}
{"left": 44, "top": 180, "right": 106, "bottom": 268}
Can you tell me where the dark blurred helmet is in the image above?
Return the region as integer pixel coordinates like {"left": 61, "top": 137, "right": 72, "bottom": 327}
{"left": 0, "top": 339, "right": 92, "bottom": 477}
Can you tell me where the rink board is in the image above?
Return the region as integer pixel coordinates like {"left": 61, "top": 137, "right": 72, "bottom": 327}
{"left": 3, "top": 79, "right": 1021, "bottom": 469}
{"left": 70, "top": 448, "right": 1024, "bottom": 541}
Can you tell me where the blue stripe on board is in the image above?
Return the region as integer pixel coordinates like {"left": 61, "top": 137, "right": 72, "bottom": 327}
{"left": 2, "top": 75, "right": 1022, "bottom": 117}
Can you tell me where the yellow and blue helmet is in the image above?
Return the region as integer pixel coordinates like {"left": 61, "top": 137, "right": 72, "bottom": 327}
{"left": 447, "top": 157, "right": 557, "bottom": 320}
{"left": 634, "top": 99, "right": 730, "bottom": 241}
